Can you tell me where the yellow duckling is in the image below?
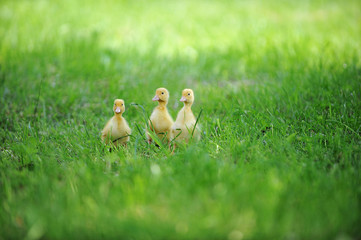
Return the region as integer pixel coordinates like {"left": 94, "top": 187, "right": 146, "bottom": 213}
{"left": 147, "top": 88, "right": 174, "bottom": 144}
{"left": 171, "top": 89, "right": 200, "bottom": 143}
{"left": 101, "top": 99, "right": 131, "bottom": 146}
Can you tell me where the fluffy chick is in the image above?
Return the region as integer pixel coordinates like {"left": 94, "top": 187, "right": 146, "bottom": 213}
{"left": 101, "top": 99, "right": 131, "bottom": 146}
{"left": 147, "top": 88, "right": 174, "bottom": 144}
{"left": 171, "top": 89, "right": 200, "bottom": 143}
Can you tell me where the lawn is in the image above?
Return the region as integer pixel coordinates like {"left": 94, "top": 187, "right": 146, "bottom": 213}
{"left": 1, "top": 0, "right": 361, "bottom": 239}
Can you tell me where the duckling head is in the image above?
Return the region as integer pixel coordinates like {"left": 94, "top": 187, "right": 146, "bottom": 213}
{"left": 152, "top": 88, "right": 169, "bottom": 103}
{"left": 113, "top": 99, "right": 125, "bottom": 115}
{"left": 180, "top": 89, "right": 194, "bottom": 105}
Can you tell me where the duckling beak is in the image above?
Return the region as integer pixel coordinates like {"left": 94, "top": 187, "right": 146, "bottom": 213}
{"left": 115, "top": 107, "right": 121, "bottom": 113}
{"left": 180, "top": 96, "right": 187, "bottom": 102}
{"left": 152, "top": 95, "right": 160, "bottom": 101}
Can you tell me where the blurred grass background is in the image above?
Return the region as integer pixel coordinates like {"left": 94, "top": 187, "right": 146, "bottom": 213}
{"left": 1, "top": 0, "right": 361, "bottom": 239}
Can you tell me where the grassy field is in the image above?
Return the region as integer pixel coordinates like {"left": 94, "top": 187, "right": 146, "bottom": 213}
{"left": 1, "top": 0, "right": 361, "bottom": 239}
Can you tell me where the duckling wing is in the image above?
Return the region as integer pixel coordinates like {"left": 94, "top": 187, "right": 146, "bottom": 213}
{"left": 101, "top": 118, "right": 114, "bottom": 143}
{"left": 123, "top": 118, "right": 132, "bottom": 135}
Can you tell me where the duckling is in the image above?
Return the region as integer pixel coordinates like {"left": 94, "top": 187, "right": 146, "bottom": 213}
{"left": 101, "top": 99, "right": 131, "bottom": 147}
{"left": 147, "top": 88, "right": 174, "bottom": 145}
{"left": 171, "top": 89, "right": 200, "bottom": 143}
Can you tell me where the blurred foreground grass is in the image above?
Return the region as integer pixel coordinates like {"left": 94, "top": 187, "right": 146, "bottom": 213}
{"left": 1, "top": 0, "right": 361, "bottom": 239}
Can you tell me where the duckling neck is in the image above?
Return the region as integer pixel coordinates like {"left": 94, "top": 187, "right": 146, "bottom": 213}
{"left": 157, "top": 101, "right": 167, "bottom": 110}
{"left": 114, "top": 113, "right": 123, "bottom": 120}
{"left": 183, "top": 102, "right": 193, "bottom": 109}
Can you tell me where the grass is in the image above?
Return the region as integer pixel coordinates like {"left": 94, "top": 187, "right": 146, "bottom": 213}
{"left": 1, "top": 0, "right": 361, "bottom": 239}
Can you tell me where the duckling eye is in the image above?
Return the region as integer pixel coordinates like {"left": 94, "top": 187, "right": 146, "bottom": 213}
{"left": 162, "top": 92, "right": 164, "bottom": 94}
{"left": 122, "top": 104, "right": 124, "bottom": 106}
{"left": 188, "top": 93, "right": 191, "bottom": 96}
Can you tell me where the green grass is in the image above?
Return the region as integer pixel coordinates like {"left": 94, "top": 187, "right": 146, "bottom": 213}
{"left": 1, "top": 0, "right": 361, "bottom": 239}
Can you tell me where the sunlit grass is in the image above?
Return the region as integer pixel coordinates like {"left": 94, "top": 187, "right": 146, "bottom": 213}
{"left": 1, "top": 0, "right": 361, "bottom": 239}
